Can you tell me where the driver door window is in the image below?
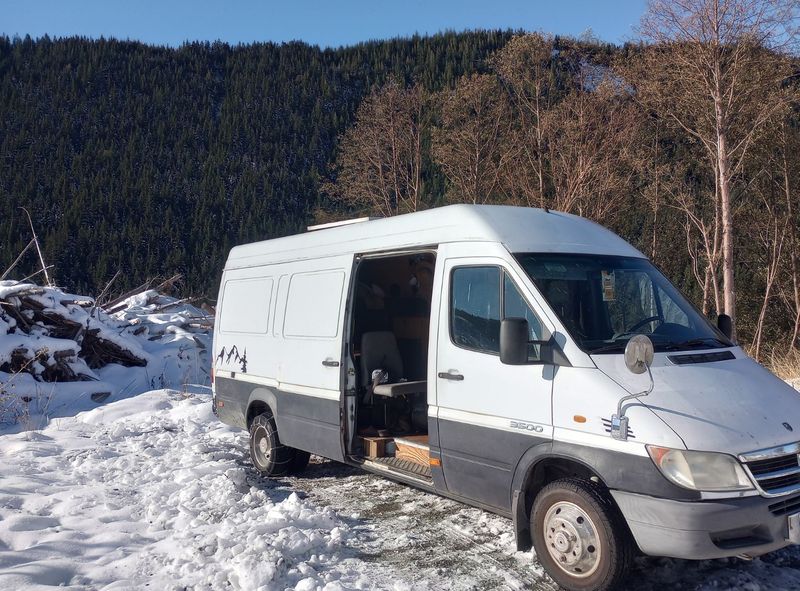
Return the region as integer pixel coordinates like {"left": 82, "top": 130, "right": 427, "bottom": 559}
{"left": 450, "top": 266, "right": 501, "bottom": 353}
{"left": 450, "top": 266, "right": 543, "bottom": 360}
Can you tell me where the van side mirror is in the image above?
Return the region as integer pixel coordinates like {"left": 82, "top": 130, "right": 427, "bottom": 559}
{"left": 717, "top": 314, "right": 733, "bottom": 340}
{"left": 500, "top": 318, "right": 530, "bottom": 365}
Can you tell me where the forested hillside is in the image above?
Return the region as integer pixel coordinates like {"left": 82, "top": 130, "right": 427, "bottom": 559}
{"left": 1, "top": 24, "right": 798, "bottom": 358}
{"left": 0, "top": 31, "right": 511, "bottom": 294}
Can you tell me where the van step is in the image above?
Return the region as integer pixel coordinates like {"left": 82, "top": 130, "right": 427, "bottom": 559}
{"left": 394, "top": 435, "right": 430, "bottom": 466}
{"left": 372, "top": 456, "right": 432, "bottom": 480}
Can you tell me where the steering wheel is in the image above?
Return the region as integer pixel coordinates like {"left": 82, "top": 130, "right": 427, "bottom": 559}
{"left": 611, "top": 316, "right": 663, "bottom": 340}
{"left": 626, "top": 315, "right": 662, "bottom": 334}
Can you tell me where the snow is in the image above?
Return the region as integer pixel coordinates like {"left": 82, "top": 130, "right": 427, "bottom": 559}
{"left": 0, "top": 391, "right": 373, "bottom": 590}
{"left": 0, "top": 389, "right": 799, "bottom": 590}
{"left": 0, "top": 281, "right": 211, "bottom": 433}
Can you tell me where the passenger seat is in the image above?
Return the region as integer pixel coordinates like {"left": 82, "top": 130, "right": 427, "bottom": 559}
{"left": 360, "top": 331, "right": 427, "bottom": 397}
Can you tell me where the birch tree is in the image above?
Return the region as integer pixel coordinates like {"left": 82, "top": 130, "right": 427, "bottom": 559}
{"left": 432, "top": 74, "right": 515, "bottom": 204}
{"left": 491, "top": 33, "right": 556, "bottom": 208}
{"left": 631, "top": 0, "right": 798, "bottom": 336}
{"left": 324, "top": 81, "right": 428, "bottom": 217}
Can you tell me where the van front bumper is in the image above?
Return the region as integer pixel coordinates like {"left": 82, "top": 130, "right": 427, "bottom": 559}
{"left": 611, "top": 490, "right": 800, "bottom": 560}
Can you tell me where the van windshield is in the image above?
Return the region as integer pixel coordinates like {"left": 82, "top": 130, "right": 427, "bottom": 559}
{"left": 514, "top": 253, "right": 732, "bottom": 354}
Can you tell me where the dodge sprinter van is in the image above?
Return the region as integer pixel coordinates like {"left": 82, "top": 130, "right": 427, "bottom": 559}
{"left": 212, "top": 205, "right": 800, "bottom": 591}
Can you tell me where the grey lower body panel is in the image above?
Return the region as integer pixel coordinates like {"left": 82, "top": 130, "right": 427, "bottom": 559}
{"left": 214, "top": 376, "right": 344, "bottom": 462}
{"left": 437, "top": 418, "right": 548, "bottom": 511}
{"left": 612, "top": 490, "right": 799, "bottom": 560}
{"left": 276, "top": 391, "right": 343, "bottom": 461}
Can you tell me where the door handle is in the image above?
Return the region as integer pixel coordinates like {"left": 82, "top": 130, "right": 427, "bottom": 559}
{"left": 438, "top": 371, "right": 464, "bottom": 381}
{"left": 322, "top": 359, "right": 340, "bottom": 367}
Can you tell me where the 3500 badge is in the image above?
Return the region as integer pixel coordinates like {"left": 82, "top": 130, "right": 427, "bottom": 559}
{"left": 509, "top": 420, "right": 544, "bottom": 433}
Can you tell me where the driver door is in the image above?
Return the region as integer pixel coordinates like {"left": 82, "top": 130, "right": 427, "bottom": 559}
{"left": 434, "top": 254, "right": 554, "bottom": 511}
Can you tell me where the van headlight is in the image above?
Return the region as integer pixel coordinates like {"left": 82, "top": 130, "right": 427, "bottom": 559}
{"left": 647, "top": 446, "right": 753, "bottom": 492}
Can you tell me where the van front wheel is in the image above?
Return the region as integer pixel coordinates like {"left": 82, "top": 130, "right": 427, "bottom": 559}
{"left": 249, "top": 412, "right": 294, "bottom": 477}
{"left": 531, "top": 478, "right": 632, "bottom": 591}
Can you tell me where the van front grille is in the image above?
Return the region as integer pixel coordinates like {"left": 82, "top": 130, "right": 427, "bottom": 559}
{"left": 740, "top": 442, "right": 800, "bottom": 497}
{"left": 769, "top": 493, "right": 800, "bottom": 516}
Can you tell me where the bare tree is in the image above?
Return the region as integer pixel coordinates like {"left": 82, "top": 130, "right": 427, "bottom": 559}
{"left": 491, "top": 33, "right": 556, "bottom": 208}
{"left": 543, "top": 75, "right": 641, "bottom": 222}
{"left": 770, "top": 119, "right": 800, "bottom": 348}
{"left": 670, "top": 177, "right": 724, "bottom": 314}
{"left": 323, "top": 81, "right": 428, "bottom": 217}
{"left": 751, "top": 195, "right": 788, "bottom": 359}
{"left": 432, "top": 74, "right": 515, "bottom": 204}
{"left": 632, "top": 0, "right": 799, "bottom": 336}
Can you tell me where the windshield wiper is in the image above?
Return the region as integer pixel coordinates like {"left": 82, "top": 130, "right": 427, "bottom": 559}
{"left": 664, "top": 337, "right": 730, "bottom": 351}
{"left": 589, "top": 342, "right": 629, "bottom": 354}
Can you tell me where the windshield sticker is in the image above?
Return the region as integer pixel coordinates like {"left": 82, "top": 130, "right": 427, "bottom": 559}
{"left": 602, "top": 270, "right": 616, "bottom": 301}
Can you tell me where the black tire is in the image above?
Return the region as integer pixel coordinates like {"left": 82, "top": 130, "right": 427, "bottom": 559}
{"left": 531, "top": 478, "right": 633, "bottom": 591}
{"left": 248, "top": 412, "right": 294, "bottom": 477}
{"left": 287, "top": 450, "right": 311, "bottom": 474}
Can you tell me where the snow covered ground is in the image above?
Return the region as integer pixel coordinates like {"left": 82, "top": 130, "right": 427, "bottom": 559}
{"left": 1, "top": 390, "right": 800, "bottom": 591}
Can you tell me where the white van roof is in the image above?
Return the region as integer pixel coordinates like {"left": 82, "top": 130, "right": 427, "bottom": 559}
{"left": 225, "top": 204, "right": 644, "bottom": 269}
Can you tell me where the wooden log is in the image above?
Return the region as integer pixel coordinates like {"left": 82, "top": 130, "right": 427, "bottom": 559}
{"left": 0, "top": 239, "right": 35, "bottom": 281}
{"left": 102, "top": 278, "right": 155, "bottom": 312}
{"left": 60, "top": 299, "right": 94, "bottom": 307}
{"left": 1, "top": 302, "right": 31, "bottom": 332}
{"left": 80, "top": 328, "right": 147, "bottom": 369}
{"left": 153, "top": 273, "right": 183, "bottom": 295}
{"left": 152, "top": 297, "right": 192, "bottom": 312}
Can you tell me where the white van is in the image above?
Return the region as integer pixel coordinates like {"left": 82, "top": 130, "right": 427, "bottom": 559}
{"left": 212, "top": 205, "right": 800, "bottom": 591}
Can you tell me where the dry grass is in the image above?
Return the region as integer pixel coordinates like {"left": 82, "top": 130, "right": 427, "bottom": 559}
{"left": 762, "top": 347, "right": 800, "bottom": 383}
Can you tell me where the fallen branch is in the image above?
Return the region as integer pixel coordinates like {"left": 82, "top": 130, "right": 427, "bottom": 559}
{"left": 20, "top": 207, "right": 52, "bottom": 287}
{"left": 0, "top": 239, "right": 35, "bottom": 281}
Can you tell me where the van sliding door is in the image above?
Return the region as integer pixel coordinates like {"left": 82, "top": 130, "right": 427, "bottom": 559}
{"left": 273, "top": 255, "right": 352, "bottom": 461}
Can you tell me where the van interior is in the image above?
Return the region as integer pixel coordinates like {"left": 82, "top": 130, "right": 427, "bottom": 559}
{"left": 346, "top": 251, "right": 436, "bottom": 481}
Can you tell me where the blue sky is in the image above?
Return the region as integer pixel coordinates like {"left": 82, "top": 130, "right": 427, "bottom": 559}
{"left": 2, "top": 0, "right": 647, "bottom": 48}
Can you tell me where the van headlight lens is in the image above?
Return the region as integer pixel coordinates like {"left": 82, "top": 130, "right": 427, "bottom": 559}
{"left": 647, "top": 446, "right": 753, "bottom": 492}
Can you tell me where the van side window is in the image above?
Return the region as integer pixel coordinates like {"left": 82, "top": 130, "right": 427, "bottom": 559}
{"left": 220, "top": 277, "right": 273, "bottom": 334}
{"left": 451, "top": 266, "right": 501, "bottom": 353}
{"left": 450, "top": 267, "right": 544, "bottom": 356}
{"left": 284, "top": 270, "right": 346, "bottom": 338}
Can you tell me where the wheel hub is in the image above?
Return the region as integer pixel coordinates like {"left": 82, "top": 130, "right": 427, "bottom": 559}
{"left": 253, "top": 426, "right": 271, "bottom": 466}
{"left": 543, "top": 501, "right": 601, "bottom": 578}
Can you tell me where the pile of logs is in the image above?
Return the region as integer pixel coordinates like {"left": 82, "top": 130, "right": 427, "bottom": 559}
{"left": 0, "top": 275, "right": 213, "bottom": 383}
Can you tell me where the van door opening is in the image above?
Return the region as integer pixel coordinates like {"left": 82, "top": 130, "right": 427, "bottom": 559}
{"left": 344, "top": 250, "right": 436, "bottom": 482}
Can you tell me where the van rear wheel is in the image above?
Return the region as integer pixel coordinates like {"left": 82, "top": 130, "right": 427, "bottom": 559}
{"left": 248, "top": 412, "right": 294, "bottom": 477}
{"left": 531, "top": 478, "right": 632, "bottom": 591}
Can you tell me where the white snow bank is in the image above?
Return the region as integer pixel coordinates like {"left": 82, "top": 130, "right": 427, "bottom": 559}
{"left": 0, "top": 281, "right": 212, "bottom": 431}
{"left": 0, "top": 391, "right": 383, "bottom": 590}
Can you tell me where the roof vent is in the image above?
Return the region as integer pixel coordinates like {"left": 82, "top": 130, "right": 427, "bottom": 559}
{"left": 306, "top": 216, "right": 379, "bottom": 232}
